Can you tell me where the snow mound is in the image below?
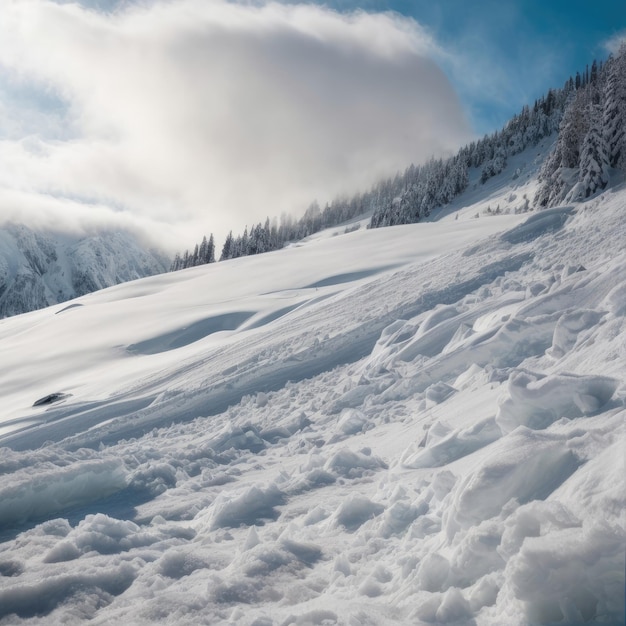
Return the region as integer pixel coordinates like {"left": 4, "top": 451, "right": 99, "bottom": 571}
{"left": 445, "top": 429, "right": 581, "bottom": 538}
{"left": 0, "top": 561, "right": 137, "bottom": 621}
{"left": 500, "top": 205, "right": 573, "bottom": 244}
{"left": 324, "top": 447, "right": 388, "bottom": 478}
{"left": 333, "top": 494, "right": 385, "bottom": 531}
{"left": 335, "top": 408, "right": 371, "bottom": 436}
{"left": 44, "top": 513, "right": 160, "bottom": 561}
{"left": 547, "top": 308, "right": 605, "bottom": 358}
{"left": 496, "top": 369, "right": 619, "bottom": 433}
{"left": 206, "top": 484, "right": 286, "bottom": 530}
{"left": 504, "top": 518, "right": 625, "bottom": 624}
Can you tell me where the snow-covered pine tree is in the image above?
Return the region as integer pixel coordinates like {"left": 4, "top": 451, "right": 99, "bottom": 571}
{"left": 240, "top": 227, "right": 249, "bottom": 257}
{"left": 535, "top": 88, "right": 589, "bottom": 207}
{"left": 602, "top": 45, "right": 626, "bottom": 170}
{"left": 170, "top": 253, "right": 182, "bottom": 271}
{"left": 452, "top": 155, "right": 469, "bottom": 195}
{"left": 567, "top": 104, "right": 610, "bottom": 200}
{"left": 198, "top": 236, "right": 208, "bottom": 264}
{"left": 206, "top": 234, "right": 215, "bottom": 263}
{"left": 220, "top": 231, "right": 234, "bottom": 261}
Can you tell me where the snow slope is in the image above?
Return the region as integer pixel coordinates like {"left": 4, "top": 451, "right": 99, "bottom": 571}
{"left": 0, "top": 178, "right": 624, "bottom": 624}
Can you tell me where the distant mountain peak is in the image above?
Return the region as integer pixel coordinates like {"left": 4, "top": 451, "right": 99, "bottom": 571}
{"left": 0, "top": 224, "right": 168, "bottom": 318}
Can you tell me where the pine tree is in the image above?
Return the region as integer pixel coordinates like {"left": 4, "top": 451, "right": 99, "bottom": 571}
{"left": 207, "top": 234, "right": 215, "bottom": 263}
{"left": 220, "top": 231, "right": 233, "bottom": 261}
{"left": 240, "top": 227, "right": 249, "bottom": 257}
{"left": 198, "top": 236, "right": 208, "bottom": 264}
{"left": 170, "top": 253, "right": 182, "bottom": 271}
{"left": 567, "top": 105, "right": 609, "bottom": 200}
{"left": 535, "top": 88, "right": 589, "bottom": 207}
{"left": 603, "top": 46, "right": 626, "bottom": 169}
{"left": 561, "top": 89, "right": 589, "bottom": 168}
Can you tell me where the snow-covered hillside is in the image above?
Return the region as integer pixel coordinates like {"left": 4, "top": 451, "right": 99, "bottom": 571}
{"left": 0, "top": 225, "right": 168, "bottom": 318}
{"left": 0, "top": 179, "right": 624, "bottom": 624}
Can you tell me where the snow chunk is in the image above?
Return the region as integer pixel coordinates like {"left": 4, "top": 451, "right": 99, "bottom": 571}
{"left": 45, "top": 513, "right": 159, "bottom": 561}
{"left": 0, "top": 561, "right": 137, "bottom": 620}
{"left": 0, "top": 459, "right": 127, "bottom": 526}
{"left": 395, "top": 306, "right": 465, "bottom": 361}
{"left": 504, "top": 521, "right": 625, "bottom": 624}
{"left": 602, "top": 280, "right": 626, "bottom": 317}
{"left": 129, "top": 460, "right": 179, "bottom": 495}
{"left": 547, "top": 308, "right": 605, "bottom": 358}
{"left": 159, "top": 548, "right": 209, "bottom": 578}
{"left": 302, "top": 506, "right": 329, "bottom": 526}
{"left": 445, "top": 430, "right": 581, "bottom": 538}
{"left": 336, "top": 408, "right": 370, "bottom": 436}
{"left": 280, "top": 609, "right": 338, "bottom": 625}
{"left": 435, "top": 587, "right": 472, "bottom": 622}
{"left": 499, "top": 500, "right": 581, "bottom": 561}
{"left": 496, "top": 369, "right": 619, "bottom": 434}
{"left": 326, "top": 383, "right": 376, "bottom": 415}
{"left": 377, "top": 500, "right": 428, "bottom": 538}
{"left": 401, "top": 416, "right": 501, "bottom": 469}
{"left": 243, "top": 526, "right": 261, "bottom": 551}
{"left": 218, "top": 535, "right": 322, "bottom": 594}
{"left": 280, "top": 537, "right": 323, "bottom": 566}
{"left": 324, "top": 447, "right": 387, "bottom": 478}
{"left": 208, "top": 484, "right": 285, "bottom": 529}
{"left": 453, "top": 363, "right": 490, "bottom": 390}
{"left": 333, "top": 494, "right": 384, "bottom": 531}
{"left": 424, "top": 381, "right": 456, "bottom": 405}
{"left": 468, "top": 574, "right": 500, "bottom": 611}
{"left": 212, "top": 425, "right": 266, "bottom": 454}
{"left": 410, "top": 586, "right": 472, "bottom": 623}
{"left": 417, "top": 553, "right": 451, "bottom": 592}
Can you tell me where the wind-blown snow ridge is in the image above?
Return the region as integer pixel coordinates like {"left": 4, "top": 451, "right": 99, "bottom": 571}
{"left": 0, "top": 175, "right": 624, "bottom": 624}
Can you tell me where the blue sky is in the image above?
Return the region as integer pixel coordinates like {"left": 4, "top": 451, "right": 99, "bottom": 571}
{"left": 0, "top": 0, "right": 624, "bottom": 246}
{"left": 313, "top": 0, "right": 626, "bottom": 133}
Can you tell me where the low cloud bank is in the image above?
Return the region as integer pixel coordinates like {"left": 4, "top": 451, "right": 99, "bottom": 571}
{"left": 0, "top": 0, "right": 471, "bottom": 249}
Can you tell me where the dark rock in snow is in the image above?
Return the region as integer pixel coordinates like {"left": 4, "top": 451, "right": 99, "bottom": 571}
{"left": 33, "top": 392, "right": 71, "bottom": 407}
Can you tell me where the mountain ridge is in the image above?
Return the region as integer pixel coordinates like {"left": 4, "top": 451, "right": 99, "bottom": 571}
{"left": 0, "top": 224, "right": 169, "bottom": 318}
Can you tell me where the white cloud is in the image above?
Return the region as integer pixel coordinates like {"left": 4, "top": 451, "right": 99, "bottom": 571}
{"left": 603, "top": 30, "right": 626, "bottom": 55}
{"left": 0, "top": 0, "right": 471, "bottom": 250}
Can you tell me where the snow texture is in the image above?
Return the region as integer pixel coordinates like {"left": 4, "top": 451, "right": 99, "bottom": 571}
{"left": 0, "top": 147, "right": 624, "bottom": 625}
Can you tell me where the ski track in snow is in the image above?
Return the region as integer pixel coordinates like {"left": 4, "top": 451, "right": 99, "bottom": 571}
{"left": 0, "top": 160, "right": 624, "bottom": 624}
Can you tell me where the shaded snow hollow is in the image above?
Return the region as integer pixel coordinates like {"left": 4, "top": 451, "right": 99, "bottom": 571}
{"left": 0, "top": 174, "right": 624, "bottom": 623}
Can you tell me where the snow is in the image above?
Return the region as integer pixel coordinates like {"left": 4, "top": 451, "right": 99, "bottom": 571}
{"left": 0, "top": 161, "right": 624, "bottom": 624}
{"left": 0, "top": 225, "right": 168, "bottom": 319}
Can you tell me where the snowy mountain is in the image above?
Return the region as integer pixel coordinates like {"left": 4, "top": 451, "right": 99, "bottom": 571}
{"left": 0, "top": 144, "right": 624, "bottom": 625}
{"left": 0, "top": 225, "right": 169, "bottom": 318}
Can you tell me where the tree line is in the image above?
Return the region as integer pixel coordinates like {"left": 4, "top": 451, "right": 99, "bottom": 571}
{"left": 535, "top": 47, "right": 626, "bottom": 206}
{"left": 171, "top": 46, "right": 626, "bottom": 272}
